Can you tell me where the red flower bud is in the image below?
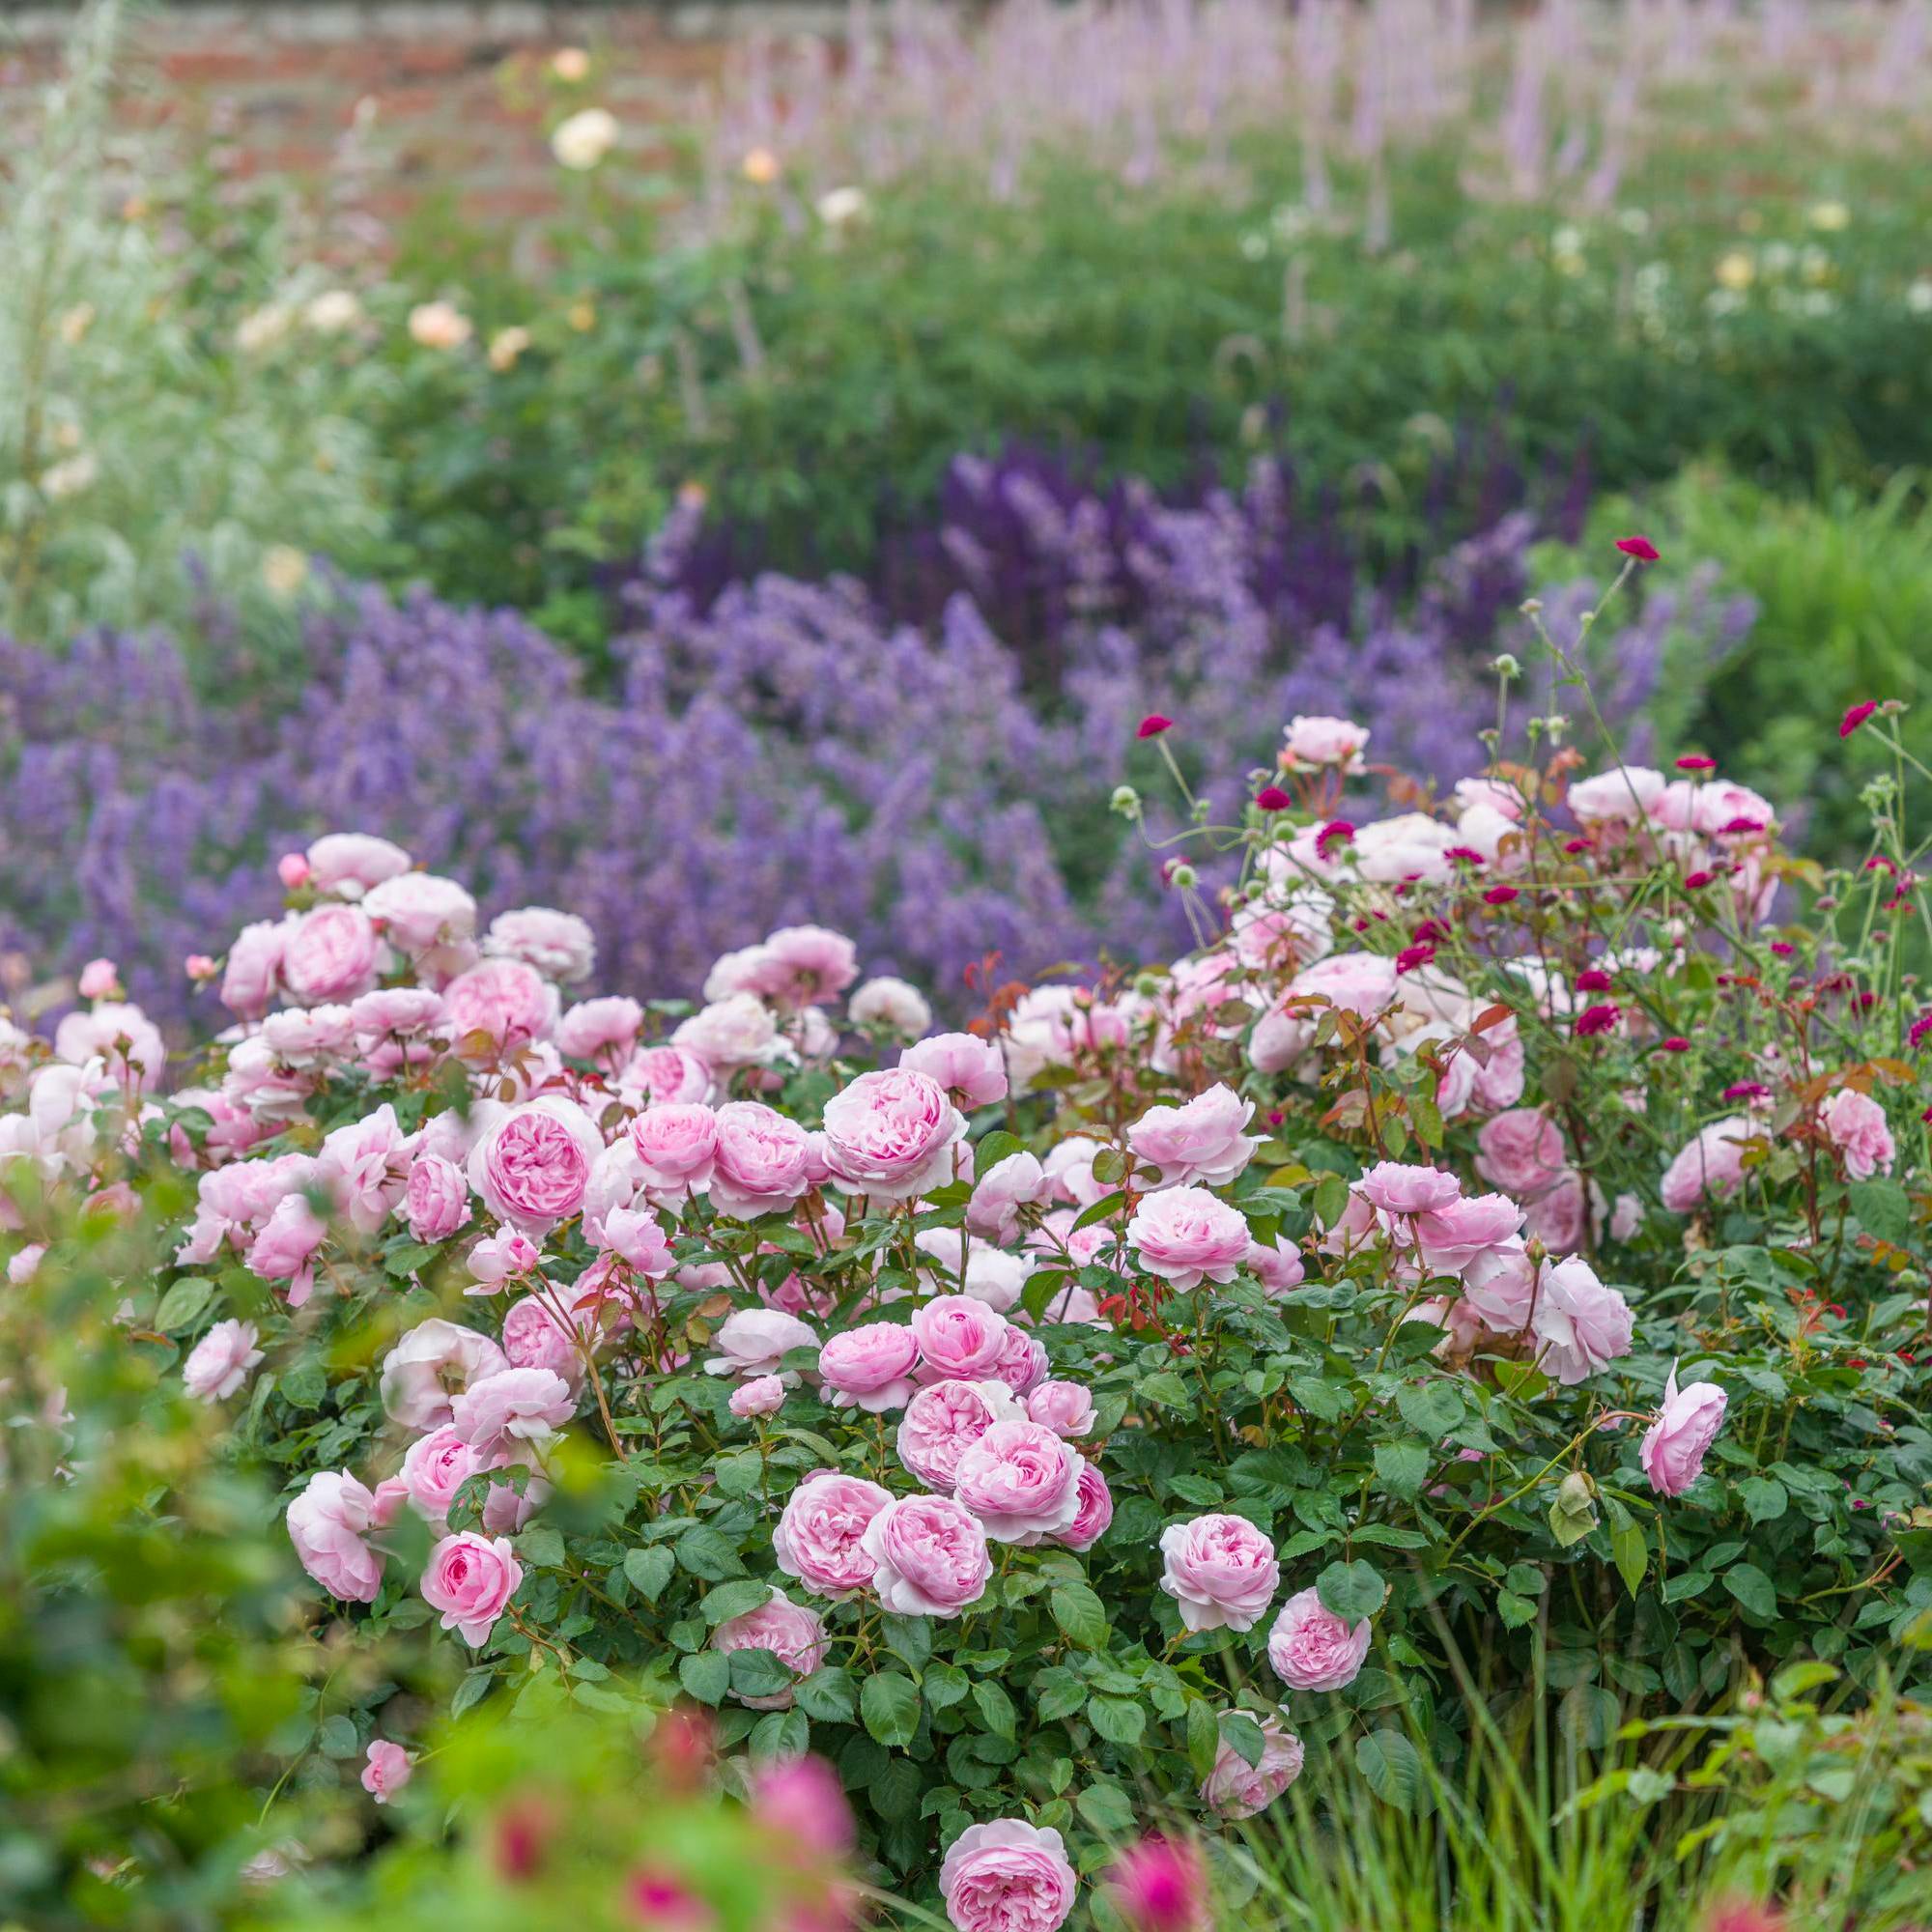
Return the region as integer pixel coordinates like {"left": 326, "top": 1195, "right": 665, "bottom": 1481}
{"left": 1839, "top": 699, "right": 1879, "bottom": 739}
{"left": 1137, "top": 714, "right": 1175, "bottom": 740}
{"left": 1615, "top": 535, "right": 1660, "bottom": 562}
{"left": 1254, "top": 785, "right": 1293, "bottom": 811}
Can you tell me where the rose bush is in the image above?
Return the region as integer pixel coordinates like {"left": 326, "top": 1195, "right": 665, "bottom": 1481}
{"left": 4, "top": 566, "right": 1930, "bottom": 1925}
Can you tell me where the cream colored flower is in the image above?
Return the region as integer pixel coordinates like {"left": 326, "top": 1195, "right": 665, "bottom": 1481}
{"left": 1807, "top": 200, "right": 1850, "bottom": 232}
{"left": 236, "top": 303, "right": 296, "bottom": 354}
{"left": 42, "top": 451, "right": 99, "bottom": 499}
{"left": 408, "top": 300, "right": 472, "bottom": 351}
{"left": 551, "top": 46, "right": 590, "bottom": 81}
{"left": 261, "top": 546, "right": 309, "bottom": 597}
{"left": 552, "top": 106, "right": 618, "bottom": 171}
{"left": 488, "top": 326, "right": 532, "bottom": 371}
{"left": 1714, "top": 251, "right": 1754, "bottom": 293}
{"left": 305, "top": 289, "right": 363, "bottom": 333}
{"left": 742, "top": 146, "right": 781, "bottom": 185}
{"left": 57, "top": 303, "right": 96, "bottom": 345}
{"left": 567, "top": 299, "right": 596, "bottom": 332}
{"left": 815, "top": 185, "right": 868, "bottom": 226}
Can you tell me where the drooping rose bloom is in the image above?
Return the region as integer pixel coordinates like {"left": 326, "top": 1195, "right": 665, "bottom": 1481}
{"left": 773, "top": 1470, "right": 895, "bottom": 1599}
{"left": 450, "top": 1365, "right": 574, "bottom": 1451}
{"left": 710, "top": 1588, "right": 829, "bottom": 1708}
{"left": 1199, "top": 1715, "right": 1305, "bottom": 1818}
{"left": 1529, "top": 1257, "right": 1634, "bottom": 1385}
{"left": 182, "top": 1319, "right": 264, "bottom": 1401}
{"left": 360, "top": 1739, "right": 414, "bottom": 1804}
{"left": 1159, "top": 1513, "right": 1280, "bottom": 1634}
{"left": 1415, "top": 1192, "right": 1521, "bottom": 1276}
{"left": 965, "top": 1151, "right": 1049, "bottom": 1242}
{"left": 1820, "top": 1088, "right": 1896, "bottom": 1181}
{"left": 1660, "top": 1116, "right": 1753, "bottom": 1213}
{"left": 286, "top": 1469, "right": 384, "bottom": 1603}
{"left": 939, "top": 1820, "right": 1077, "bottom": 1932}
{"left": 420, "top": 1531, "right": 524, "bottom": 1646}
{"left": 1266, "top": 1585, "right": 1372, "bottom": 1691}
{"left": 820, "top": 1067, "right": 967, "bottom": 1202}
{"left": 1475, "top": 1108, "right": 1570, "bottom": 1196}
{"left": 1640, "top": 1362, "right": 1728, "bottom": 1496}
{"left": 859, "top": 1492, "right": 993, "bottom": 1616}
{"left": 1060, "top": 1459, "right": 1114, "bottom": 1552}
{"left": 703, "top": 1307, "right": 816, "bottom": 1379}
{"left": 1125, "top": 1187, "right": 1250, "bottom": 1291}
{"left": 1126, "top": 1083, "right": 1261, "bottom": 1191}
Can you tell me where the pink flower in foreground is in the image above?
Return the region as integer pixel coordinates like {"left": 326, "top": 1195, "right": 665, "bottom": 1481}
{"left": 1267, "top": 1585, "right": 1372, "bottom": 1691}
{"left": 710, "top": 1588, "right": 828, "bottom": 1708}
{"left": 952, "top": 1420, "right": 1083, "bottom": 1544}
{"left": 1615, "top": 534, "right": 1660, "bottom": 562}
{"left": 817, "top": 1322, "right": 921, "bottom": 1412}
{"left": 361, "top": 1739, "right": 413, "bottom": 1804}
{"left": 774, "top": 1470, "right": 895, "bottom": 1599}
{"left": 939, "top": 1820, "right": 1077, "bottom": 1932}
{"left": 911, "top": 1294, "right": 1009, "bottom": 1378}
{"left": 1061, "top": 1459, "right": 1114, "bottom": 1552}
{"left": 729, "top": 1374, "right": 786, "bottom": 1419}
{"left": 469, "top": 1096, "right": 604, "bottom": 1233}
{"left": 896, "top": 1378, "right": 1017, "bottom": 1492}
{"left": 748, "top": 1754, "right": 856, "bottom": 1857}
{"left": 902, "top": 1031, "right": 1009, "bottom": 1109}
{"left": 420, "top": 1531, "right": 523, "bottom": 1646}
{"left": 859, "top": 1492, "right": 992, "bottom": 1616}
{"left": 708, "top": 1101, "right": 814, "bottom": 1218}
{"left": 1661, "top": 1116, "right": 1752, "bottom": 1214}
{"left": 1839, "top": 700, "right": 1879, "bottom": 739}
{"left": 1820, "top": 1087, "right": 1895, "bottom": 1180}
{"left": 1159, "top": 1513, "right": 1280, "bottom": 1634}
{"left": 1199, "top": 1714, "right": 1304, "bottom": 1818}
{"left": 450, "top": 1365, "right": 573, "bottom": 1451}
{"left": 1358, "top": 1160, "right": 1463, "bottom": 1219}
{"left": 286, "top": 1469, "right": 384, "bottom": 1603}
{"left": 1529, "top": 1257, "right": 1634, "bottom": 1384}
{"left": 1126, "top": 1082, "right": 1261, "bottom": 1191}
{"left": 1126, "top": 1186, "right": 1250, "bottom": 1291}
{"left": 182, "top": 1319, "right": 263, "bottom": 1401}
{"left": 405, "top": 1151, "right": 471, "bottom": 1242}
{"left": 820, "top": 1066, "right": 966, "bottom": 1201}
{"left": 1640, "top": 1362, "right": 1728, "bottom": 1496}
{"left": 1103, "top": 1837, "right": 1208, "bottom": 1932}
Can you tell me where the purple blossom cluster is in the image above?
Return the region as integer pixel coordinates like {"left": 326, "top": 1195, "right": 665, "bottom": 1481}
{"left": 3, "top": 457, "right": 1750, "bottom": 1037}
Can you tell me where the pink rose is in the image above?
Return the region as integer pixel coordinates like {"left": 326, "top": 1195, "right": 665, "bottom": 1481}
{"left": 450, "top": 1365, "right": 573, "bottom": 1450}
{"left": 379, "top": 1318, "right": 510, "bottom": 1430}
{"left": 1529, "top": 1257, "right": 1634, "bottom": 1384}
{"left": 483, "top": 906, "right": 595, "bottom": 983}
{"left": 621, "top": 1041, "right": 713, "bottom": 1106}
{"left": 1199, "top": 1715, "right": 1305, "bottom": 1818}
{"left": 911, "top": 1294, "right": 1009, "bottom": 1379}
{"left": 1567, "top": 764, "right": 1666, "bottom": 824}
{"left": 952, "top": 1420, "right": 1083, "bottom": 1544}
{"left": 466, "top": 1228, "right": 542, "bottom": 1292}
{"left": 1266, "top": 1585, "right": 1372, "bottom": 1691}
{"left": 1244, "top": 1235, "right": 1305, "bottom": 1295}
{"left": 363, "top": 870, "right": 478, "bottom": 957}
{"left": 307, "top": 832, "right": 412, "bottom": 896}
{"left": 709, "top": 1101, "right": 813, "bottom": 1218}
{"left": 939, "top": 1820, "right": 1077, "bottom": 1932}
{"left": 674, "top": 993, "right": 783, "bottom": 1070}
{"left": 1357, "top": 1161, "right": 1462, "bottom": 1218}
{"left": 860, "top": 1492, "right": 993, "bottom": 1616}
{"left": 988, "top": 1325, "right": 1049, "bottom": 1396}
{"left": 406, "top": 1152, "right": 472, "bottom": 1242}
{"left": 1060, "top": 1459, "right": 1114, "bottom": 1552}
{"left": 420, "top": 1531, "right": 524, "bottom": 1646}
{"left": 500, "top": 1294, "right": 584, "bottom": 1383}
{"left": 821, "top": 1067, "right": 966, "bottom": 1202}
{"left": 1126, "top": 1083, "right": 1260, "bottom": 1191}
{"left": 1661, "top": 1116, "right": 1753, "bottom": 1214}
{"left": 246, "top": 1191, "right": 327, "bottom": 1306}
{"left": 730, "top": 1374, "right": 786, "bottom": 1418}
{"left": 1821, "top": 1088, "right": 1895, "bottom": 1181}
{"left": 748, "top": 1755, "right": 855, "bottom": 1857}
{"left": 1159, "top": 1513, "right": 1281, "bottom": 1634}
{"left": 704, "top": 1307, "right": 816, "bottom": 1378}
{"left": 1459, "top": 1239, "right": 1536, "bottom": 1332}
{"left": 182, "top": 1319, "right": 263, "bottom": 1401}
{"left": 220, "top": 918, "right": 288, "bottom": 1020}
{"left": 849, "top": 976, "right": 933, "bottom": 1037}
{"left": 469, "top": 1096, "right": 605, "bottom": 1233}
{"left": 77, "top": 955, "right": 120, "bottom": 1001}
{"left": 286, "top": 1469, "right": 384, "bottom": 1603}
{"left": 556, "top": 995, "right": 644, "bottom": 1064}
{"left": 758, "top": 924, "right": 860, "bottom": 1008}
{"left": 444, "top": 959, "right": 557, "bottom": 1056}
{"left": 1520, "top": 1169, "right": 1592, "bottom": 1256}
{"left": 261, "top": 1005, "right": 356, "bottom": 1067}
{"left": 282, "top": 903, "right": 380, "bottom": 1006}
{"left": 1640, "top": 1362, "right": 1728, "bottom": 1496}
{"left": 896, "top": 1378, "right": 1019, "bottom": 1492}
{"left": 54, "top": 1000, "right": 167, "bottom": 1091}
{"left": 1125, "top": 1187, "right": 1250, "bottom": 1291}
{"left": 360, "top": 1739, "right": 414, "bottom": 1804}
{"left": 629, "top": 1104, "right": 720, "bottom": 1200}
{"left": 710, "top": 1587, "right": 829, "bottom": 1708}
{"left": 1025, "top": 1380, "right": 1094, "bottom": 1438}
{"left": 901, "top": 1031, "right": 1009, "bottom": 1109}
{"left": 1474, "top": 1109, "right": 1569, "bottom": 1197}
{"left": 1281, "top": 714, "right": 1370, "bottom": 770}
{"left": 818, "top": 1322, "right": 922, "bottom": 1411}
{"left": 773, "top": 1470, "right": 895, "bottom": 1599}
{"left": 399, "top": 1425, "right": 488, "bottom": 1524}
{"left": 1415, "top": 1192, "right": 1521, "bottom": 1276}
{"left": 965, "top": 1151, "right": 1049, "bottom": 1243}
{"left": 598, "top": 1206, "right": 674, "bottom": 1278}
{"left": 317, "top": 1103, "right": 409, "bottom": 1235}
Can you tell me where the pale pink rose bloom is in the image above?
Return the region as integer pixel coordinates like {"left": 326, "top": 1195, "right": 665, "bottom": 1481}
{"left": 710, "top": 1588, "right": 829, "bottom": 1708}
{"left": 597, "top": 1205, "right": 674, "bottom": 1278}
{"left": 1608, "top": 1192, "right": 1645, "bottom": 1242}
{"left": 261, "top": 1005, "right": 357, "bottom": 1067}
{"left": 54, "top": 1000, "right": 168, "bottom": 1092}
{"left": 444, "top": 959, "right": 557, "bottom": 1056}
{"left": 629, "top": 1104, "right": 719, "bottom": 1199}
{"left": 1529, "top": 1258, "right": 1634, "bottom": 1384}
{"left": 351, "top": 986, "right": 449, "bottom": 1065}
{"left": 500, "top": 1294, "right": 585, "bottom": 1384}
{"left": 1244, "top": 1235, "right": 1306, "bottom": 1295}
{"left": 1475, "top": 1109, "right": 1569, "bottom": 1195}
{"left": 1358, "top": 1161, "right": 1462, "bottom": 1219}
{"left": 1316, "top": 1189, "right": 1379, "bottom": 1260}
{"left": 286, "top": 1469, "right": 385, "bottom": 1603}
{"left": 704, "top": 1306, "right": 816, "bottom": 1378}
{"left": 379, "top": 1318, "right": 510, "bottom": 1430}
{"left": 1459, "top": 1238, "right": 1536, "bottom": 1332}
{"left": 620, "top": 1041, "right": 713, "bottom": 1107}
{"left": 911, "top": 1294, "right": 1009, "bottom": 1378}
{"left": 1281, "top": 714, "right": 1370, "bottom": 771}
{"left": 901, "top": 1031, "right": 1009, "bottom": 1108}
{"left": 399, "top": 1425, "right": 488, "bottom": 1524}
{"left": 849, "top": 976, "right": 933, "bottom": 1038}
{"left": 1200, "top": 1715, "right": 1305, "bottom": 1818}
{"left": 1567, "top": 764, "right": 1666, "bottom": 824}
{"left": 1247, "top": 1003, "right": 1313, "bottom": 1077}
{"left": 953, "top": 1419, "right": 1083, "bottom": 1544}
{"left": 915, "top": 1229, "right": 1033, "bottom": 1314}
{"left": 747, "top": 1754, "right": 856, "bottom": 1856}
{"left": 821, "top": 1067, "right": 966, "bottom": 1202}
{"left": 1267, "top": 1585, "right": 1372, "bottom": 1690}
{"left": 278, "top": 851, "right": 312, "bottom": 889}
{"left": 405, "top": 1152, "right": 471, "bottom": 1242}
{"left": 1521, "top": 1170, "right": 1591, "bottom": 1255}
{"left": 1025, "top": 1380, "right": 1094, "bottom": 1438}
{"left": 1661, "top": 1116, "right": 1753, "bottom": 1214}
{"left": 450, "top": 1365, "right": 573, "bottom": 1450}
{"left": 465, "top": 1229, "right": 542, "bottom": 1292}
{"left": 246, "top": 1191, "right": 327, "bottom": 1305}
{"left": 987, "top": 1324, "right": 1050, "bottom": 1396}
{"left": 1415, "top": 1192, "right": 1521, "bottom": 1275}
{"left": 183, "top": 1319, "right": 264, "bottom": 1401}
{"left": 362, "top": 871, "right": 479, "bottom": 956}
{"left": 703, "top": 944, "right": 773, "bottom": 1002}
{"left": 556, "top": 995, "right": 644, "bottom": 1063}
{"left": 1159, "top": 1513, "right": 1281, "bottom": 1634}
{"left": 773, "top": 1470, "right": 895, "bottom": 1598}
{"left": 420, "top": 1532, "right": 524, "bottom": 1646}
{"left": 709, "top": 1101, "right": 813, "bottom": 1217}
{"left": 316, "top": 1103, "right": 409, "bottom": 1235}
{"left": 282, "top": 904, "right": 381, "bottom": 1006}
{"left": 896, "top": 1379, "right": 1020, "bottom": 1491}
{"left": 1041, "top": 1135, "right": 1108, "bottom": 1209}
{"left": 1293, "top": 951, "right": 1400, "bottom": 1020}
{"left": 965, "top": 1151, "right": 1049, "bottom": 1243}
{"left": 818, "top": 1322, "right": 922, "bottom": 1411}
{"left": 360, "top": 1739, "right": 414, "bottom": 1804}
{"left": 1060, "top": 1459, "right": 1114, "bottom": 1552}
{"left": 1691, "top": 779, "right": 1776, "bottom": 838}
{"left": 468, "top": 1096, "right": 605, "bottom": 1233}
{"left": 758, "top": 924, "right": 860, "bottom": 1008}
{"left": 939, "top": 1820, "right": 1077, "bottom": 1932}
{"left": 306, "top": 832, "right": 412, "bottom": 897}
{"left": 1640, "top": 1361, "right": 1728, "bottom": 1496}
{"left": 1821, "top": 1088, "right": 1895, "bottom": 1180}
{"left": 860, "top": 1492, "right": 992, "bottom": 1616}
{"left": 7, "top": 1243, "right": 45, "bottom": 1284}
{"left": 483, "top": 906, "right": 595, "bottom": 984}
{"left": 1127, "top": 1083, "right": 1261, "bottom": 1191}
{"left": 673, "top": 993, "right": 784, "bottom": 1069}
{"left": 221, "top": 918, "right": 288, "bottom": 1020}
{"left": 1467, "top": 1017, "right": 1526, "bottom": 1113}
{"left": 77, "top": 956, "right": 120, "bottom": 1000}
{"left": 1125, "top": 1187, "right": 1250, "bottom": 1291}
{"left": 1351, "top": 813, "right": 1459, "bottom": 885}
{"left": 730, "top": 1374, "right": 786, "bottom": 1418}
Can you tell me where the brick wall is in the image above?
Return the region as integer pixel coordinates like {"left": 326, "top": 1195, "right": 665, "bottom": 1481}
{"left": 0, "top": 1, "right": 842, "bottom": 227}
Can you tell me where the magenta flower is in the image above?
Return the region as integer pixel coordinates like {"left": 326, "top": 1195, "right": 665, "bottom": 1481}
{"left": 1137, "top": 714, "right": 1174, "bottom": 739}
{"left": 1839, "top": 700, "right": 1879, "bottom": 738}
{"left": 1254, "top": 785, "right": 1293, "bottom": 811}
{"left": 1574, "top": 1003, "right": 1621, "bottom": 1037}
{"left": 1615, "top": 535, "right": 1660, "bottom": 562}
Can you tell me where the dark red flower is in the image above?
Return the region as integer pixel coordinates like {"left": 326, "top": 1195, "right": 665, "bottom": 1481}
{"left": 1563, "top": 837, "right": 1593, "bottom": 855}
{"left": 1483, "top": 885, "right": 1520, "bottom": 905}
{"left": 1316, "top": 818, "right": 1355, "bottom": 853}
{"left": 1660, "top": 1037, "right": 1690, "bottom": 1053}
{"left": 1675, "top": 754, "right": 1717, "bottom": 771}
{"left": 1575, "top": 1003, "right": 1621, "bottom": 1037}
{"left": 1254, "top": 785, "right": 1293, "bottom": 811}
{"left": 1137, "top": 713, "right": 1175, "bottom": 740}
{"left": 1444, "top": 845, "right": 1487, "bottom": 866}
{"left": 1839, "top": 700, "right": 1879, "bottom": 739}
{"left": 1615, "top": 535, "right": 1661, "bottom": 562}
{"left": 1769, "top": 941, "right": 1795, "bottom": 956}
{"left": 1395, "top": 942, "right": 1437, "bottom": 976}
{"left": 1909, "top": 1011, "right": 1932, "bottom": 1049}
{"left": 1684, "top": 869, "right": 1715, "bottom": 890}
{"left": 1576, "top": 968, "right": 1612, "bottom": 994}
